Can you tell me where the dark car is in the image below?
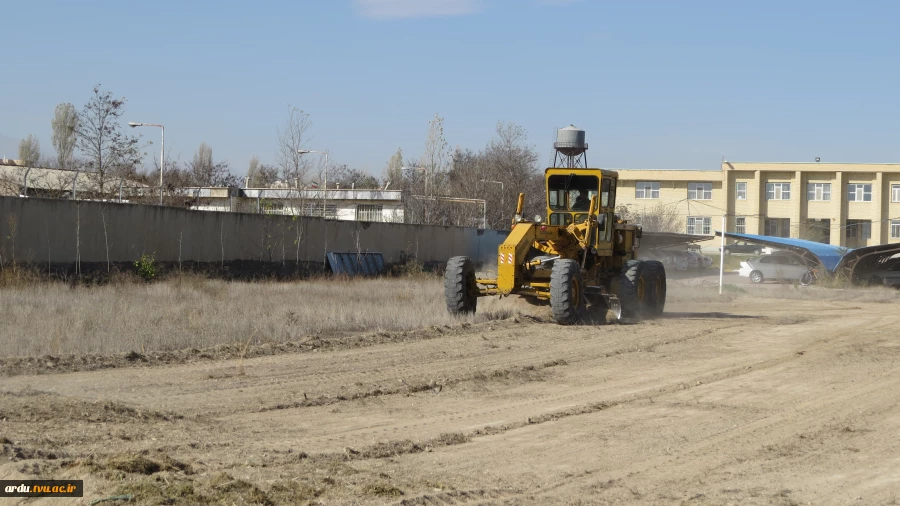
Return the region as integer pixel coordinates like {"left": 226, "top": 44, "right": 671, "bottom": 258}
{"left": 723, "top": 240, "right": 763, "bottom": 256}
{"left": 867, "top": 262, "right": 900, "bottom": 288}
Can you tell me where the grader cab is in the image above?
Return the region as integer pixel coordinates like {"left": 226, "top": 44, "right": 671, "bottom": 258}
{"left": 444, "top": 167, "right": 666, "bottom": 324}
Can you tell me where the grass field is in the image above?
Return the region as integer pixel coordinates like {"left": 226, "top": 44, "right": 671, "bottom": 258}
{"left": 2, "top": 269, "right": 898, "bottom": 358}
{"left": 0, "top": 274, "right": 526, "bottom": 358}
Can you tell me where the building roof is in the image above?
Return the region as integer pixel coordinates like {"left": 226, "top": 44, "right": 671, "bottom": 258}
{"left": 239, "top": 188, "right": 402, "bottom": 201}
{"left": 0, "top": 165, "right": 149, "bottom": 195}
{"left": 719, "top": 232, "right": 847, "bottom": 272}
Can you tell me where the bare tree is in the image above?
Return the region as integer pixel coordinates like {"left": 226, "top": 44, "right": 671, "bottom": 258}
{"left": 276, "top": 106, "right": 313, "bottom": 183}
{"left": 329, "top": 164, "right": 380, "bottom": 189}
{"left": 51, "top": 103, "right": 78, "bottom": 170}
{"left": 188, "top": 142, "right": 236, "bottom": 187}
{"left": 616, "top": 203, "right": 682, "bottom": 233}
{"left": 247, "top": 155, "right": 260, "bottom": 186}
{"left": 422, "top": 113, "right": 449, "bottom": 194}
{"left": 38, "top": 155, "right": 58, "bottom": 169}
{"left": 18, "top": 134, "right": 41, "bottom": 167}
{"left": 392, "top": 119, "right": 541, "bottom": 229}
{"left": 418, "top": 113, "right": 450, "bottom": 223}
{"left": 247, "top": 156, "right": 280, "bottom": 187}
{"left": 481, "top": 122, "right": 542, "bottom": 225}
{"left": 76, "top": 85, "right": 144, "bottom": 195}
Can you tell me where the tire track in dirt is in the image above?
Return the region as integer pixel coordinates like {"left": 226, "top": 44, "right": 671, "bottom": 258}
{"left": 396, "top": 488, "right": 523, "bottom": 506}
{"left": 256, "top": 359, "right": 570, "bottom": 412}
{"left": 240, "top": 315, "right": 857, "bottom": 459}
{"left": 0, "top": 317, "right": 744, "bottom": 418}
{"left": 432, "top": 314, "right": 898, "bottom": 505}
{"left": 518, "top": 362, "right": 900, "bottom": 505}
{"left": 247, "top": 320, "right": 744, "bottom": 413}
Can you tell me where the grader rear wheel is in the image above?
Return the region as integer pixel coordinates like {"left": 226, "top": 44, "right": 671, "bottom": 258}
{"left": 444, "top": 256, "right": 478, "bottom": 315}
{"left": 642, "top": 260, "right": 667, "bottom": 317}
{"left": 617, "top": 260, "right": 661, "bottom": 319}
{"left": 550, "top": 259, "right": 585, "bottom": 325}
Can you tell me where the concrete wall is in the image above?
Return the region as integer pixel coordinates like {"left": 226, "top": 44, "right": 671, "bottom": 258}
{"left": 0, "top": 197, "right": 507, "bottom": 267}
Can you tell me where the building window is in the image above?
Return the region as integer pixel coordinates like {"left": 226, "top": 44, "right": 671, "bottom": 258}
{"left": 735, "top": 182, "right": 747, "bottom": 200}
{"left": 356, "top": 204, "right": 383, "bottom": 222}
{"left": 735, "top": 217, "right": 746, "bottom": 234}
{"left": 893, "top": 184, "right": 900, "bottom": 203}
{"left": 847, "top": 219, "right": 871, "bottom": 239}
{"left": 635, "top": 181, "right": 660, "bottom": 199}
{"left": 298, "top": 203, "right": 337, "bottom": 219}
{"left": 892, "top": 220, "right": 900, "bottom": 239}
{"left": 764, "top": 218, "right": 790, "bottom": 238}
{"left": 686, "top": 216, "right": 711, "bottom": 235}
{"left": 847, "top": 184, "right": 872, "bottom": 202}
{"left": 262, "top": 203, "right": 286, "bottom": 215}
{"left": 688, "top": 182, "right": 712, "bottom": 200}
{"left": 807, "top": 183, "right": 831, "bottom": 201}
{"left": 766, "top": 182, "right": 791, "bottom": 200}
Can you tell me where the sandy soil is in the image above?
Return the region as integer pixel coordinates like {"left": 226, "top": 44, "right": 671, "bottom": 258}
{"left": 2, "top": 283, "right": 899, "bottom": 505}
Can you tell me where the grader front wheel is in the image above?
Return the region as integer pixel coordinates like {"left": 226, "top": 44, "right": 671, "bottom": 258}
{"left": 445, "top": 256, "right": 478, "bottom": 315}
{"left": 550, "top": 259, "right": 586, "bottom": 325}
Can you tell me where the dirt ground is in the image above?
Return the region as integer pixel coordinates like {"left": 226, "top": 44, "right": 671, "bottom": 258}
{"left": 2, "top": 281, "right": 900, "bottom": 505}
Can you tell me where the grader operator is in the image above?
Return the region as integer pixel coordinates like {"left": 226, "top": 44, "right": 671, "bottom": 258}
{"left": 444, "top": 167, "right": 666, "bottom": 324}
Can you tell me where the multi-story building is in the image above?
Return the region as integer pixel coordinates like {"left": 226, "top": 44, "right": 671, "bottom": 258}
{"left": 615, "top": 161, "right": 900, "bottom": 249}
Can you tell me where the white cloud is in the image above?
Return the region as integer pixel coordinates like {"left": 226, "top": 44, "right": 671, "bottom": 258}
{"left": 354, "top": 0, "right": 481, "bottom": 19}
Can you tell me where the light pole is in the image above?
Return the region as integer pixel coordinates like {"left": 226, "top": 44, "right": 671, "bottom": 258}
{"left": 128, "top": 122, "right": 164, "bottom": 205}
{"left": 297, "top": 149, "right": 329, "bottom": 218}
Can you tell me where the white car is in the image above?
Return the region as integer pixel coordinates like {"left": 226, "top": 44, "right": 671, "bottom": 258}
{"left": 739, "top": 254, "right": 811, "bottom": 283}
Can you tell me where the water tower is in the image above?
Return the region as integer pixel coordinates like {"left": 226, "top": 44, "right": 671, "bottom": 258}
{"left": 553, "top": 125, "right": 588, "bottom": 168}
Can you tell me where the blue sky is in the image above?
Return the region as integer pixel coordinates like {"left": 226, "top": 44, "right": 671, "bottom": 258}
{"left": 3, "top": 0, "right": 900, "bottom": 177}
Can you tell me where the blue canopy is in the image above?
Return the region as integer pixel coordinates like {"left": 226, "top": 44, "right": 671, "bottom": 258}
{"left": 716, "top": 232, "right": 849, "bottom": 272}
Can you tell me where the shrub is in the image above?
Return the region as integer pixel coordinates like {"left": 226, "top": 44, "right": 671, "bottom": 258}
{"left": 134, "top": 253, "right": 156, "bottom": 281}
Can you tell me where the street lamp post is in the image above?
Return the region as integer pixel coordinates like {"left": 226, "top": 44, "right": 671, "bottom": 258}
{"left": 128, "top": 122, "right": 165, "bottom": 205}
{"left": 297, "top": 149, "right": 329, "bottom": 218}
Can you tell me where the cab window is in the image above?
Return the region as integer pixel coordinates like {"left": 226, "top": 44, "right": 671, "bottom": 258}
{"left": 606, "top": 177, "right": 616, "bottom": 209}
{"left": 548, "top": 174, "right": 600, "bottom": 211}
{"left": 549, "top": 213, "right": 573, "bottom": 226}
{"left": 601, "top": 178, "right": 612, "bottom": 208}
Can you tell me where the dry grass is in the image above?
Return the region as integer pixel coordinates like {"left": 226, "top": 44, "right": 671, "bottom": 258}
{"left": 0, "top": 275, "right": 524, "bottom": 358}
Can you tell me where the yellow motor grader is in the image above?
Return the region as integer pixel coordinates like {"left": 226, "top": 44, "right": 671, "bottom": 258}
{"left": 444, "top": 167, "right": 666, "bottom": 324}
